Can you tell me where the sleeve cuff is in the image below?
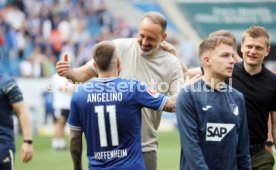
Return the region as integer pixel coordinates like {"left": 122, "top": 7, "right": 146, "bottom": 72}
{"left": 158, "top": 97, "right": 168, "bottom": 111}
{"left": 67, "top": 123, "right": 82, "bottom": 131}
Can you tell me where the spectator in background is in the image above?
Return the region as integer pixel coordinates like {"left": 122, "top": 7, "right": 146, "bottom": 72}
{"left": 20, "top": 45, "right": 50, "bottom": 78}
{"left": 0, "top": 73, "right": 33, "bottom": 169}
{"left": 42, "top": 91, "right": 55, "bottom": 125}
{"left": 0, "top": 0, "right": 137, "bottom": 77}
{"left": 176, "top": 36, "right": 251, "bottom": 170}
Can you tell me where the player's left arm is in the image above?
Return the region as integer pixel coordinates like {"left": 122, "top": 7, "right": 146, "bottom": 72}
{"left": 70, "top": 129, "right": 83, "bottom": 170}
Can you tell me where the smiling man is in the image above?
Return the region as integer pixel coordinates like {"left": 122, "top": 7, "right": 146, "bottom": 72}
{"left": 232, "top": 26, "right": 276, "bottom": 169}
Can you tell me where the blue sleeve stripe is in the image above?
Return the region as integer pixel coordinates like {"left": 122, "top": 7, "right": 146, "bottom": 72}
{"left": 158, "top": 97, "right": 168, "bottom": 111}
{"left": 67, "top": 123, "right": 82, "bottom": 131}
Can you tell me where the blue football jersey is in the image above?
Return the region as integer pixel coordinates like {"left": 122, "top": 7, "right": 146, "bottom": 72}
{"left": 68, "top": 77, "right": 167, "bottom": 170}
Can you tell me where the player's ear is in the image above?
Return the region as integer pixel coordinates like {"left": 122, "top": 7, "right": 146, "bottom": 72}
{"left": 202, "top": 56, "right": 211, "bottom": 66}
{"left": 93, "top": 62, "right": 98, "bottom": 69}
{"left": 162, "top": 32, "right": 167, "bottom": 42}
{"left": 264, "top": 46, "right": 270, "bottom": 58}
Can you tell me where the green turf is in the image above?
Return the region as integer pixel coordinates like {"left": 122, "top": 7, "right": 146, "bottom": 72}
{"left": 17, "top": 131, "right": 276, "bottom": 170}
{"left": 15, "top": 135, "right": 84, "bottom": 170}
{"left": 15, "top": 131, "right": 180, "bottom": 170}
{"left": 157, "top": 131, "right": 180, "bottom": 170}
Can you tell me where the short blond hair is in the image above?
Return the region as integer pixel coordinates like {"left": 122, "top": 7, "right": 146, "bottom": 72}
{"left": 199, "top": 36, "right": 234, "bottom": 58}
{"left": 242, "top": 25, "right": 270, "bottom": 47}
{"left": 209, "top": 30, "right": 237, "bottom": 52}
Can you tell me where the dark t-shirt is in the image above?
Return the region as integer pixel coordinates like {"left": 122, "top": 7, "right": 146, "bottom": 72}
{"left": 230, "top": 62, "right": 276, "bottom": 145}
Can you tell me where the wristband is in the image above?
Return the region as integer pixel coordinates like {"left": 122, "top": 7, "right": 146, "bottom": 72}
{"left": 23, "top": 139, "right": 33, "bottom": 145}
{"left": 266, "top": 140, "right": 273, "bottom": 147}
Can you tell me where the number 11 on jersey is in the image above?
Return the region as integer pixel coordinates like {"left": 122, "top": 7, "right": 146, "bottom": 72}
{"left": 95, "top": 105, "right": 119, "bottom": 147}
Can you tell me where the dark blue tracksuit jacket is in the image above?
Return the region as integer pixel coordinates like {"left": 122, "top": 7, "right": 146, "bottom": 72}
{"left": 176, "top": 80, "right": 251, "bottom": 170}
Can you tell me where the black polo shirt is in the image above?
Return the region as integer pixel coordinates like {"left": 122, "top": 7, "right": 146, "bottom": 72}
{"left": 230, "top": 62, "right": 276, "bottom": 145}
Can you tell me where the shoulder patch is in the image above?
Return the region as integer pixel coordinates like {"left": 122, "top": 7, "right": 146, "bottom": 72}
{"left": 146, "top": 88, "right": 159, "bottom": 98}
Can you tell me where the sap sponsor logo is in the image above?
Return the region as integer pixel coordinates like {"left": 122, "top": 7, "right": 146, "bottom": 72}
{"left": 206, "top": 123, "right": 235, "bottom": 142}
{"left": 202, "top": 105, "right": 212, "bottom": 111}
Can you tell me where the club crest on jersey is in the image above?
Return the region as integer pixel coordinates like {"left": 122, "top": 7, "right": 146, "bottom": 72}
{"left": 206, "top": 123, "right": 235, "bottom": 142}
{"left": 202, "top": 105, "right": 212, "bottom": 111}
{"left": 230, "top": 104, "right": 239, "bottom": 116}
{"left": 146, "top": 88, "right": 158, "bottom": 98}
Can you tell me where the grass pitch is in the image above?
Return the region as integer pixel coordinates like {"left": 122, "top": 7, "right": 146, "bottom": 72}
{"left": 15, "top": 131, "right": 180, "bottom": 170}
{"left": 15, "top": 131, "right": 276, "bottom": 170}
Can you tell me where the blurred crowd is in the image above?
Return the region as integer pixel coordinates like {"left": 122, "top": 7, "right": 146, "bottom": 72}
{"left": 0, "top": 0, "right": 137, "bottom": 77}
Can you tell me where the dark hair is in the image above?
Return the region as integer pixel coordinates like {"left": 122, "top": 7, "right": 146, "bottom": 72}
{"left": 209, "top": 30, "right": 237, "bottom": 52}
{"left": 92, "top": 41, "right": 116, "bottom": 71}
{"left": 242, "top": 25, "right": 270, "bottom": 47}
{"left": 199, "top": 36, "right": 234, "bottom": 57}
{"left": 142, "top": 11, "right": 167, "bottom": 32}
